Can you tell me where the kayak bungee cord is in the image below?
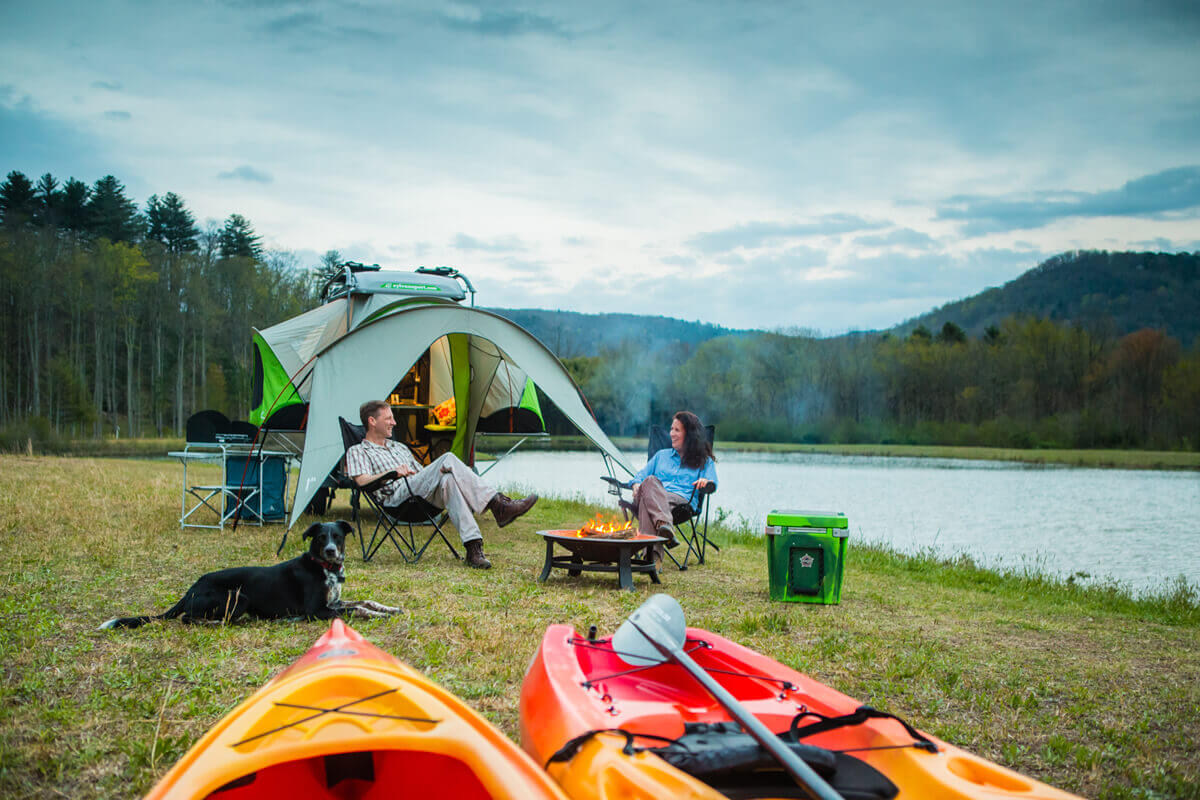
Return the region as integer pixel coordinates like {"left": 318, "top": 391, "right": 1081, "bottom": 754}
{"left": 572, "top": 636, "right": 711, "bottom": 687}
{"left": 231, "top": 687, "right": 439, "bottom": 747}
{"left": 789, "top": 706, "right": 939, "bottom": 753}
{"left": 570, "top": 636, "right": 796, "bottom": 692}
{"left": 545, "top": 718, "right": 938, "bottom": 769}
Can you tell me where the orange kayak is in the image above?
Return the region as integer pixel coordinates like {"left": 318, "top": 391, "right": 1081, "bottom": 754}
{"left": 146, "top": 620, "right": 569, "bottom": 800}
{"left": 520, "top": 624, "right": 1082, "bottom": 800}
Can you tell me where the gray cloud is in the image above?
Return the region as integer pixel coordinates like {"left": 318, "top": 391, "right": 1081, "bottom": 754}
{"left": 453, "top": 233, "right": 527, "bottom": 253}
{"left": 1131, "top": 237, "right": 1180, "bottom": 251}
{"left": 102, "top": 110, "right": 131, "bottom": 121}
{"left": 475, "top": 243, "right": 1047, "bottom": 334}
{"left": 688, "top": 215, "right": 888, "bottom": 254}
{"left": 217, "top": 165, "right": 273, "bottom": 183}
{"left": 660, "top": 254, "right": 697, "bottom": 268}
{"left": 435, "top": 6, "right": 574, "bottom": 39}
{"left": 258, "top": 9, "right": 391, "bottom": 44}
{"left": 855, "top": 228, "right": 937, "bottom": 250}
{"left": 91, "top": 80, "right": 123, "bottom": 91}
{"left": 500, "top": 259, "right": 553, "bottom": 277}
{"left": 261, "top": 11, "right": 322, "bottom": 35}
{"left": 0, "top": 89, "right": 106, "bottom": 181}
{"left": 937, "top": 166, "right": 1200, "bottom": 236}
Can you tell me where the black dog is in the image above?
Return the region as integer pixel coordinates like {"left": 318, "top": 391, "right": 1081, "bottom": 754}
{"left": 99, "top": 521, "right": 399, "bottom": 629}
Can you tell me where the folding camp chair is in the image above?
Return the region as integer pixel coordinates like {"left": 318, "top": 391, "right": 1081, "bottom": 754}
{"left": 338, "top": 418, "right": 460, "bottom": 564}
{"left": 601, "top": 424, "right": 718, "bottom": 570}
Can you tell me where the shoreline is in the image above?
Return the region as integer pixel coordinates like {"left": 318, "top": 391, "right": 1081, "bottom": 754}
{"left": 495, "top": 436, "right": 1200, "bottom": 471}
{"left": 8, "top": 436, "right": 1199, "bottom": 471}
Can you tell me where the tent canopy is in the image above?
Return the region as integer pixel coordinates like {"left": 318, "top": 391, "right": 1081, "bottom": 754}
{"left": 288, "top": 304, "right": 633, "bottom": 528}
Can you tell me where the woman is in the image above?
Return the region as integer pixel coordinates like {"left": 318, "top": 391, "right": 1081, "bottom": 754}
{"left": 631, "top": 411, "right": 717, "bottom": 565}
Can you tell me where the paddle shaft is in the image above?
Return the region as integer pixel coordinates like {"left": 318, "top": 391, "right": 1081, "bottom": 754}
{"left": 632, "top": 622, "right": 842, "bottom": 800}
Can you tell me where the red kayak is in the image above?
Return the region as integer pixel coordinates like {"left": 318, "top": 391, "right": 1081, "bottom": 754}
{"left": 521, "top": 624, "right": 1081, "bottom": 800}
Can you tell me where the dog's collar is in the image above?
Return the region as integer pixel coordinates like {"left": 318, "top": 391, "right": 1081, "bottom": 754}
{"left": 305, "top": 552, "right": 346, "bottom": 583}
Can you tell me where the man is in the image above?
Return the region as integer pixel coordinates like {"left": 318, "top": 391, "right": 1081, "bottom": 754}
{"left": 345, "top": 400, "right": 538, "bottom": 569}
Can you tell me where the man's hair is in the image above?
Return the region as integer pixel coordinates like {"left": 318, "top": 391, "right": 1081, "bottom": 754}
{"left": 359, "top": 400, "right": 390, "bottom": 428}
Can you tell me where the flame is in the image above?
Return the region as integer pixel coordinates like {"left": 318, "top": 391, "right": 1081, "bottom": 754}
{"left": 579, "top": 512, "right": 635, "bottom": 536}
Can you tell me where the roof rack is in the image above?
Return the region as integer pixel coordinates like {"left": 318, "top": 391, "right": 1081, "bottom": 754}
{"left": 320, "top": 263, "right": 474, "bottom": 305}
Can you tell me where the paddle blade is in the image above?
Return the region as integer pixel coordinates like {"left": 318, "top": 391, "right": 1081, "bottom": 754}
{"left": 612, "top": 593, "right": 687, "bottom": 666}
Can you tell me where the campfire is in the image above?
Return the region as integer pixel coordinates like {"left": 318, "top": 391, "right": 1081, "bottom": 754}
{"left": 578, "top": 512, "right": 637, "bottom": 539}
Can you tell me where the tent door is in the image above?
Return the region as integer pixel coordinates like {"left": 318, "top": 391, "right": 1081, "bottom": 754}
{"left": 386, "top": 349, "right": 435, "bottom": 462}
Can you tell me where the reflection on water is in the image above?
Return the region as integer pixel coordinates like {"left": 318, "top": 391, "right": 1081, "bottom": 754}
{"left": 482, "top": 449, "right": 1200, "bottom": 593}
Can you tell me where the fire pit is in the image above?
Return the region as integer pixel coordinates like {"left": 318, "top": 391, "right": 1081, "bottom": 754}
{"left": 536, "top": 523, "right": 666, "bottom": 591}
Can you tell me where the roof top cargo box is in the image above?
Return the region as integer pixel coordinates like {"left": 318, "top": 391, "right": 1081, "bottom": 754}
{"left": 321, "top": 263, "right": 471, "bottom": 304}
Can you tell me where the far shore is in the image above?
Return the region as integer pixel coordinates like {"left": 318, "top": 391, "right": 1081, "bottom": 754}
{"left": 12, "top": 435, "right": 1200, "bottom": 470}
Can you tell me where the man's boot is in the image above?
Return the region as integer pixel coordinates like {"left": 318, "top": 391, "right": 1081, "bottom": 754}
{"left": 487, "top": 492, "right": 539, "bottom": 528}
{"left": 465, "top": 539, "right": 492, "bottom": 569}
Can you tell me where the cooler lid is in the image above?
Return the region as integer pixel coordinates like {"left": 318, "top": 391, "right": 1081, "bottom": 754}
{"left": 767, "top": 510, "right": 848, "bottom": 529}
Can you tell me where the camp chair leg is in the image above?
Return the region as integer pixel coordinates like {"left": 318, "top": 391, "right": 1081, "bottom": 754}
{"left": 365, "top": 527, "right": 407, "bottom": 563}
{"left": 664, "top": 546, "right": 688, "bottom": 571}
{"left": 399, "top": 512, "right": 459, "bottom": 564}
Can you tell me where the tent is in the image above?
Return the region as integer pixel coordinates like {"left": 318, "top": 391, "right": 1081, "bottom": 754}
{"left": 253, "top": 266, "right": 633, "bottom": 529}
{"left": 251, "top": 267, "right": 548, "bottom": 436}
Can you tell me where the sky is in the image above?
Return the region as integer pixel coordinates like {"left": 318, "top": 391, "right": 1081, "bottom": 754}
{"left": 2, "top": 0, "right": 1199, "bottom": 334}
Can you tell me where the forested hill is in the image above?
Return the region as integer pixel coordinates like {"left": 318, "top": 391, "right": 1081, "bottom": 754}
{"left": 487, "top": 308, "right": 749, "bottom": 357}
{"left": 896, "top": 250, "right": 1200, "bottom": 345}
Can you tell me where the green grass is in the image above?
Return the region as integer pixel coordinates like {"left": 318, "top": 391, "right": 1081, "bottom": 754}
{"left": 0, "top": 455, "right": 1197, "bottom": 799}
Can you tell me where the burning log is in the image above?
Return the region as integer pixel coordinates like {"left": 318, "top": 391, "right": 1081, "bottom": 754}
{"left": 578, "top": 512, "right": 636, "bottom": 539}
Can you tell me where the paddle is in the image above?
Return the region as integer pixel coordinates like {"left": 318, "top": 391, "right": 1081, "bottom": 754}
{"left": 613, "top": 594, "right": 842, "bottom": 800}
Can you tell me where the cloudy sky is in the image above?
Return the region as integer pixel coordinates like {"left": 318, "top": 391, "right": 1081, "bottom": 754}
{"left": 2, "top": 1, "right": 1198, "bottom": 333}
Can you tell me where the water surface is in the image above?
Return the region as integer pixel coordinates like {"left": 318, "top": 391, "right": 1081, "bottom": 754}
{"left": 482, "top": 449, "right": 1200, "bottom": 593}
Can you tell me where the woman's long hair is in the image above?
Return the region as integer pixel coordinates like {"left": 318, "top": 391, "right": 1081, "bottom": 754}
{"left": 674, "top": 410, "right": 713, "bottom": 470}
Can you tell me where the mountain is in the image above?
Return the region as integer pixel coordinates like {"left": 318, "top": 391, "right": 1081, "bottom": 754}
{"left": 485, "top": 308, "right": 750, "bottom": 357}
{"left": 895, "top": 250, "right": 1200, "bottom": 345}
{"left": 491, "top": 250, "right": 1200, "bottom": 357}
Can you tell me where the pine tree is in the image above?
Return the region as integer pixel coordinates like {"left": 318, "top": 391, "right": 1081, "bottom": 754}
{"left": 60, "top": 178, "right": 92, "bottom": 232}
{"left": 88, "top": 175, "right": 142, "bottom": 242}
{"left": 0, "top": 170, "right": 37, "bottom": 227}
{"left": 34, "top": 173, "right": 62, "bottom": 227}
{"left": 218, "top": 213, "right": 262, "bottom": 259}
{"left": 147, "top": 192, "right": 198, "bottom": 253}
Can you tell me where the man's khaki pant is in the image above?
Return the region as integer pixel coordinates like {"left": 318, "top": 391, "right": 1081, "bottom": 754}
{"left": 378, "top": 453, "right": 495, "bottom": 543}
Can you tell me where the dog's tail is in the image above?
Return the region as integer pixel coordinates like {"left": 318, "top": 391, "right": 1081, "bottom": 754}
{"left": 98, "top": 615, "right": 157, "bottom": 630}
{"left": 99, "top": 596, "right": 189, "bottom": 631}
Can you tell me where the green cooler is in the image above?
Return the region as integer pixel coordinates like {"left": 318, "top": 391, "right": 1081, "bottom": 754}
{"left": 766, "top": 510, "right": 848, "bottom": 604}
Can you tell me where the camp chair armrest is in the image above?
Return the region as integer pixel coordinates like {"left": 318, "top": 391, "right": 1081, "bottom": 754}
{"left": 601, "top": 476, "right": 633, "bottom": 490}
{"left": 684, "top": 481, "right": 717, "bottom": 508}
{"left": 361, "top": 470, "right": 400, "bottom": 493}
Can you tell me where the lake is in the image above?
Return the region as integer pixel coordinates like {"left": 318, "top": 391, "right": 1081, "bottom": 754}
{"left": 481, "top": 448, "right": 1200, "bottom": 593}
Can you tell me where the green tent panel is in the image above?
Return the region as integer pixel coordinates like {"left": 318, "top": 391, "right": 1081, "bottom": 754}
{"left": 249, "top": 331, "right": 303, "bottom": 425}
{"left": 519, "top": 378, "right": 543, "bottom": 423}
{"left": 448, "top": 332, "right": 470, "bottom": 460}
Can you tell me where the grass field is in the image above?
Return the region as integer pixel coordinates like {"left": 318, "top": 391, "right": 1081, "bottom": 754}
{"left": 0, "top": 456, "right": 1196, "bottom": 799}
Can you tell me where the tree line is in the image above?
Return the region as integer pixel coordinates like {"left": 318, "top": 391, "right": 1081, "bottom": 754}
{"left": 564, "top": 316, "right": 1200, "bottom": 451}
{"left": 4, "top": 167, "right": 1197, "bottom": 451}
{"left": 0, "top": 169, "right": 316, "bottom": 441}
